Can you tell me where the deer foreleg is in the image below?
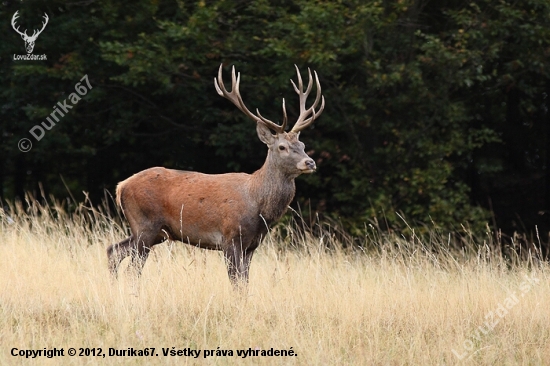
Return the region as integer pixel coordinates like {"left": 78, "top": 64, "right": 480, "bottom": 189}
{"left": 240, "top": 248, "right": 255, "bottom": 284}
{"left": 223, "top": 245, "right": 244, "bottom": 289}
{"left": 223, "top": 244, "right": 255, "bottom": 290}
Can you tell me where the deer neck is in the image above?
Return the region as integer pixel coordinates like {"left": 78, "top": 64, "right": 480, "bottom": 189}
{"left": 250, "top": 152, "right": 296, "bottom": 224}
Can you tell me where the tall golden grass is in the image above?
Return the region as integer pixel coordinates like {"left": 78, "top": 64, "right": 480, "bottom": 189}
{"left": 0, "top": 199, "right": 548, "bottom": 365}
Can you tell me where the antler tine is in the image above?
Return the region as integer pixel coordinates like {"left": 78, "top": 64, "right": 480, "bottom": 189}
{"left": 214, "top": 64, "right": 254, "bottom": 119}
{"left": 11, "top": 11, "right": 28, "bottom": 37}
{"left": 36, "top": 13, "right": 49, "bottom": 36}
{"left": 256, "top": 98, "right": 287, "bottom": 133}
{"left": 290, "top": 66, "right": 314, "bottom": 114}
{"left": 11, "top": 11, "right": 18, "bottom": 27}
{"left": 294, "top": 94, "right": 325, "bottom": 132}
{"left": 214, "top": 64, "right": 286, "bottom": 133}
{"left": 281, "top": 98, "right": 288, "bottom": 131}
{"left": 290, "top": 67, "right": 324, "bottom": 133}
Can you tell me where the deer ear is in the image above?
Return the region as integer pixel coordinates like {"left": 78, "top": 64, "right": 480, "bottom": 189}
{"left": 256, "top": 121, "right": 276, "bottom": 146}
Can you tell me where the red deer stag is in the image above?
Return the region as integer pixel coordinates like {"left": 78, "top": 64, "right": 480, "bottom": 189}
{"left": 107, "top": 64, "right": 324, "bottom": 287}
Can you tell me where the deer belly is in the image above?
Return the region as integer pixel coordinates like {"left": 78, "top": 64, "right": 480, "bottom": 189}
{"left": 177, "top": 229, "right": 223, "bottom": 250}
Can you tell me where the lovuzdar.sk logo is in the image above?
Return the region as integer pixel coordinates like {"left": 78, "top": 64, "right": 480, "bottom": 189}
{"left": 11, "top": 10, "right": 48, "bottom": 61}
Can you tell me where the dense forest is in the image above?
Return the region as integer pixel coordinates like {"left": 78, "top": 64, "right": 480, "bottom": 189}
{"left": 1, "top": 0, "right": 549, "bottom": 246}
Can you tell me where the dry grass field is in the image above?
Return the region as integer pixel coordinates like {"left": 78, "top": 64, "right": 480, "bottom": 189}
{"left": 0, "top": 200, "right": 549, "bottom": 365}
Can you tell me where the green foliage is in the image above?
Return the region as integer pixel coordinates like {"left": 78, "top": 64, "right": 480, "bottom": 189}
{"left": 1, "top": 0, "right": 550, "bottom": 236}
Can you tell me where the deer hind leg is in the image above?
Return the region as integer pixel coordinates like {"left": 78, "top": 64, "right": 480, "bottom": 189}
{"left": 127, "top": 230, "right": 162, "bottom": 277}
{"left": 107, "top": 236, "right": 134, "bottom": 277}
{"left": 107, "top": 228, "right": 162, "bottom": 278}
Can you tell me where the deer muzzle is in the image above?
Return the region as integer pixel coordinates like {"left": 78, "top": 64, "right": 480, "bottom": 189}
{"left": 297, "top": 158, "right": 316, "bottom": 173}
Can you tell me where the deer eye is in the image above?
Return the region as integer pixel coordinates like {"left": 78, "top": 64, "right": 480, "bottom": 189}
{"left": 278, "top": 145, "right": 286, "bottom": 151}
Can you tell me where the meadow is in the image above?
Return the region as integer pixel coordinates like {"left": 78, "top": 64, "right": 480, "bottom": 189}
{"left": 0, "top": 199, "right": 548, "bottom": 365}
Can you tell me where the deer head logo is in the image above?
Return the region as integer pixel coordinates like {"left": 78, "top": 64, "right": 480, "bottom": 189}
{"left": 11, "top": 11, "right": 49, "bottom": 54}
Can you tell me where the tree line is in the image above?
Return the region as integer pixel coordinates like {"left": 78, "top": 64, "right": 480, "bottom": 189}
{"left": 1, "top": 0, "right": 549, "bottom": 247}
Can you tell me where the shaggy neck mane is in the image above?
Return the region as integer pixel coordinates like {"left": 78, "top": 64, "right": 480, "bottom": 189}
{"left": 249, "top": 151, "right": 296, "bottom": 224}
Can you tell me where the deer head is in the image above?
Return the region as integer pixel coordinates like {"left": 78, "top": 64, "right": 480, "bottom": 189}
{"left": 11, "top": 11, "right": 49, "bottom": 54}
{"left": 214, "top": 64, "right": 325, "bottom": 178}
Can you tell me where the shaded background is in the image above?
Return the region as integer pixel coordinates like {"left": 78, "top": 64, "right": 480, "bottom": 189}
{"left": 1, "top": 0, "right": 549, "bottom": 248}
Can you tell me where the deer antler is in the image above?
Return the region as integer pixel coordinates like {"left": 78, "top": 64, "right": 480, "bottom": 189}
{"left": 289, "top": 65, "right": 325, "bottom": 133}
{"left": 11, "top": 11, "right": 48, "bottom": 41}
{"left": 214, "top": 64, "right": 288, "bottom": 134}
{"left": 11, "top": 11, "right": 28, "bottom": 38}
{"left": 214, "top": 64, "right": 324, "bottom": 134}
{"left": 30, "top": 13, "right": 49, "bottom": 40}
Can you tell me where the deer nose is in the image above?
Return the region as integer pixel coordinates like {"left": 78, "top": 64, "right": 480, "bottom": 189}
{"left": 305, "top": 159, "right": 316, "bottom": 170}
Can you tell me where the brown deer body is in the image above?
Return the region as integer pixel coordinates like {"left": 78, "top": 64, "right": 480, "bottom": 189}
{"left": 107, "top": 64, "right": 324, "bottom": 287}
